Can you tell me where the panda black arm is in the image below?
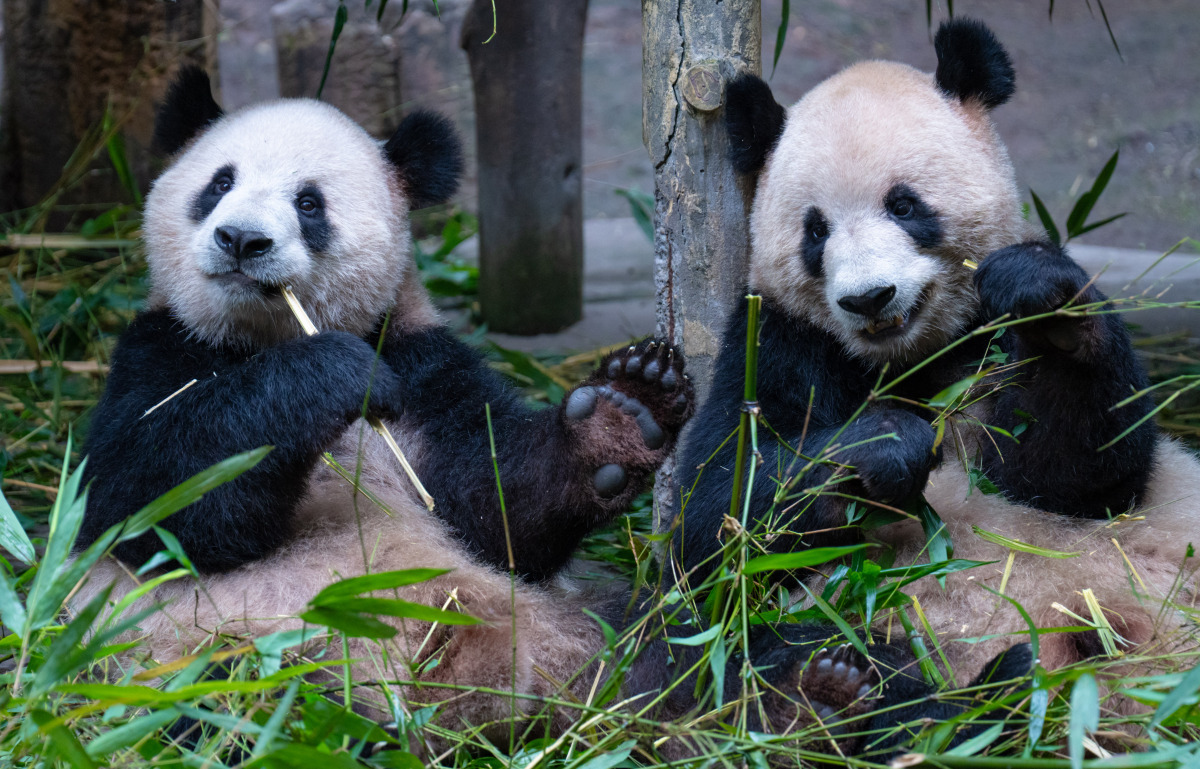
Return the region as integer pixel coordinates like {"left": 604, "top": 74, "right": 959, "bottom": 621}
{"left": 79, "top": 309, "right": 401, "bottom": 571}
{"left": 375, "top": 325, "right": 692, "bottom": 582}
{"left": 973, "top": 241, "right": 1157, "bottom": 517}
{"left": 673, "top": 299, "right": 940, "bottom": 583}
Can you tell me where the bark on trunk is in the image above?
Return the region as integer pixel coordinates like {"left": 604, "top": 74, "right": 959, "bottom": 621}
{"left": 643, "top": 0, "right": 761, "bottom": 524}
{"left": 462, "top": 0, "right": 589, "bottom": 335}
{"left": 0, "top": 0, "right": 214, "bottom": 221}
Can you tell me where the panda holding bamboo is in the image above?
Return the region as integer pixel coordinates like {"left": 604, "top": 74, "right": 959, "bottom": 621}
{"left": 71, "top": 68, "right": 1034, "bottom": 756}
{"left": 674, "top": 18, "right": 1199, "bottom": 696}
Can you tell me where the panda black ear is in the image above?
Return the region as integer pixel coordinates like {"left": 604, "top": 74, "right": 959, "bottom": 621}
{"left": 934, "top": 18, "right": 1015, "bottom": 110}
{"left": 383, "top": 111, "right": 464, "bottom": 210}
{"left": 725, "top": 74, "right": 787, "bottom": 177}
{"left": 153, "top": 67, "right": 223, "bottom": 156}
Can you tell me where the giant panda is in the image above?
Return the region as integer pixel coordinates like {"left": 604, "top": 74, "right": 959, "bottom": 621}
{"left": 68, "top": 68, "right": 1026, "bottom": 758}
{"left": 673, "top": 17, "right": 1199, "bottom": 704}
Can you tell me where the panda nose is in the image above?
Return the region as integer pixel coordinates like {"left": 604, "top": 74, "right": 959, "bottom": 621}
{"left": 837, "top": 285, "right": 896, "bottom": 317}
{"left": 214, "top": 226, "right": 274, "bottom": 260}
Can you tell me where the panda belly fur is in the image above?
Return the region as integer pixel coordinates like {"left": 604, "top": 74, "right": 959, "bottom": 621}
{"left": 887, "top": 437, "right": 1200, "bottom": 684}
{"left": 77, "top": 423, "right": 607, "bottom": 734}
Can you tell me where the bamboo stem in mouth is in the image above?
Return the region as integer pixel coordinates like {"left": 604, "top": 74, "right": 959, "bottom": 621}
{"left": 282, "top": 286, "right": 436, "bottom": 511}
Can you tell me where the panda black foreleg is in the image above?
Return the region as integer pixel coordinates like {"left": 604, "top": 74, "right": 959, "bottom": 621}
{"left": 80, "top": 311, "right": 402, "bottom": 572}
{"left": 676, "top": 408, "right": 938, "bottom": 585}
{"left": 376, "top": 328, "right": 693, "bottom": 581}
{"left": 973, "top": 241, "right": 1157, "bottom": 517}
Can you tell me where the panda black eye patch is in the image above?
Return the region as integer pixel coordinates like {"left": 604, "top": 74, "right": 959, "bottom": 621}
{"left": 189, "top": 164, "right": 236, "bottom": 223}
{"left": 885, "top": 183, "right": 942, "bottom": 249}
{"left": 801, "top": 207, "right": 830, "bottom": 279}
{"left": 295, "top": 184, "right": 333, "bottom": 253}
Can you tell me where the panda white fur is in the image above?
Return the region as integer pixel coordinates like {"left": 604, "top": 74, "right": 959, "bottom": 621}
{"left": 71, "top": 68, "right": 1000, "bottom": 756}
{"left": 675, "top": 18, "right": 1199, "bottom": 704}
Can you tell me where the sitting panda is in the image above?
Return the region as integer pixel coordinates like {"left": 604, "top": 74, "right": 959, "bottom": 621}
{"left": 70, "top": 68, "right": 1024, "bottom": 756}
{"left": 674, "top": 18, "right": 1199, "bottom": 695}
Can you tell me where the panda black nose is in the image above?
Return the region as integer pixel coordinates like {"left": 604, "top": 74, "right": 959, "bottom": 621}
{"left": 837, "top": 285, "right": 896, "bottom": 317}
{"left": 214, "top": 226, "right": 274, "bottom": 260}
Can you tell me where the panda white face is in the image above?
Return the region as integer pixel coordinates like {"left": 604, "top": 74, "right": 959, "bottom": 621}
{"left": 749, "top": 61, "right": 1027, "bottom": 366}
{"left": 144, "top": 100, "right": 412, "bottom": 348}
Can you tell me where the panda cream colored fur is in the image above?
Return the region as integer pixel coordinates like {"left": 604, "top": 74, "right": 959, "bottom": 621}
{"left": 72, "top": 70, "right": 1003, "bottom": 753}
{"left": 675, "top": 19, "right": 1199, "bottom": 691}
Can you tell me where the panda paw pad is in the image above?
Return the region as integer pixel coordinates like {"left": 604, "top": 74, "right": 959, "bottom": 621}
{"left": 563, "top": 340, "right": 694, "bottom": 497}
{"left": 799, "top": 644, "right": 880, "bottom": 719}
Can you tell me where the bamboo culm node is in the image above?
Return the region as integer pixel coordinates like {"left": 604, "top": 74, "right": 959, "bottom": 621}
{"left": 282, "top": 286, "right": 436, "bottom": 511}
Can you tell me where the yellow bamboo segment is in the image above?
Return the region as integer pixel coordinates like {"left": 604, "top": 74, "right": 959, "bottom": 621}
{"left": 282, "top": 287, "right": 435, "bottom": 511}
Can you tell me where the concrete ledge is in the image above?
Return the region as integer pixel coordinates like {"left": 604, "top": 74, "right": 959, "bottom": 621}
{"left": 1070, "top": 243, "right": 1200, "bottom": 336}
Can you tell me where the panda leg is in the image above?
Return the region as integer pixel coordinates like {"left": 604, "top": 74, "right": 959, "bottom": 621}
{"left": 973, "top": 241, "right": 1157, "bottom": 517}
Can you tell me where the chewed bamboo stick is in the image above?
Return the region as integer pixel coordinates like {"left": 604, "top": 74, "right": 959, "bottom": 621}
{"left": 282, "top": 286, "right": 435, "bottom": 511}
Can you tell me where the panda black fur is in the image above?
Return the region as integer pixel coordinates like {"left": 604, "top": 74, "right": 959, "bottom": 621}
{"left": 69, "top": 69, "right": 1023, "bottom": 756}
{"left": 676, "top": 19, "right": 1199, "bottom": 691}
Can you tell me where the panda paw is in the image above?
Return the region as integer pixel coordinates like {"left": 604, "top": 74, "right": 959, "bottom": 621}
{"left": 974, "top": 241, "right": 1105, "bottom": 354}
{"left": 562, "top": 340, "right": 694, "bottom": 498}
{"left": 836, "top": 408, "right": 939, "bottom": 503}
{"left": 765, "top": 644, "right": 880, "bottom": 737}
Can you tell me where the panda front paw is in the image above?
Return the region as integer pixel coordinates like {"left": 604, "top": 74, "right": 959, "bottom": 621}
{"left": 562, "top": 340, "right": 694, "bottom": 498}
{"left": 835, "top": 409, "right": 938, "bottom": 503}
{"left": 974, "top": 241, "right": 1104, "bottom": 354}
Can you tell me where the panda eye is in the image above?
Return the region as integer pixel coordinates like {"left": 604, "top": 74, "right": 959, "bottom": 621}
{"left": 212, "top": 176, "right": 233, "bottom": 195}
{"left": 809, "top": 221, "right": 829, "bottom": 240}
{"left": 890, "top": 197, "right": 914, "bottom": 219}
{"left": 297, "top": 196, "right": 318, "bottom": 214}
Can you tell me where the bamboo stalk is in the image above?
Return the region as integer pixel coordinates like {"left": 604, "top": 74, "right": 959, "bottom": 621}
{"left": 281, "top": 287, "right": 435, "bottom": 511}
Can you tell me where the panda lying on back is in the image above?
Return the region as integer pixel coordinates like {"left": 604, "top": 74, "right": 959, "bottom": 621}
{"left": 675, "top": 19, "right": 1198, "bottom": 690}
{"left": 72, "top": 68, "right": 1031, "bottom": 756}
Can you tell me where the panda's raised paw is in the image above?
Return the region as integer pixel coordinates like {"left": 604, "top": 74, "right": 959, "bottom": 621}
{"left": 562, "top": 340, "right": 694, "bottom": 497}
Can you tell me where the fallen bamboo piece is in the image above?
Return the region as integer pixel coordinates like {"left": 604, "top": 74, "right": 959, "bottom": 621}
{"left": 281, "top": 286, "right": 435, "bottom": 511}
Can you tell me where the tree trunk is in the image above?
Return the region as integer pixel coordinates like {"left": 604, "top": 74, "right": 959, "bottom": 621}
{"left": 462, "top": 0, "right": 588, "bottom": 335}
{"left": 643, "top": 0, "right": 761, "bottom": 523}
{"left": 0, "top": 0, "right": 214, "bottom": 223}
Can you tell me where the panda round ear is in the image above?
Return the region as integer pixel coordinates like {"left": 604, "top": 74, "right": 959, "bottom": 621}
{"left": 725, "top": 73, "right": 787, "bottom": 177}
{"left": 153, "top": 67, "right": 224, "bottom": 156}
{"left": 934, "top": 18, "right": 1015, "bottom": 110}
{"left": 383, "top": 111, "right": 464, "bottom": 210}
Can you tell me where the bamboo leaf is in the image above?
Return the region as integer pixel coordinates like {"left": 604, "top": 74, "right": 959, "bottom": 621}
{"left": 799, "top": 583, "right": 870, "bottom": 658}
{"left": 31, "top": 709, "right": 98, "bottom": 769}
{"left": 0, "top": 488, "right": 35, "bottom": 563}
{"left": 325, "top": 597, "right": 481, "bottom": 626}
{"left": 972, "top": 525, "right": 1081, "bottom": 558}
{"left": 1030, "top": 188, "right": 1061, "bottom": 246}
{"left": 742, "top": 544, "right": 869, "bottom": 575}
{"left": 772, "top": 0, "right": 790, "bottom": 77}
{"left": 1069, "top": 672, "right": 1100, "bottom": 769}
{"left": 309, "top": 568, "right": 451, "bottom": 604}
{"left": 1151, "top": 661, "right": 1200, "bottom": 729}
{"left": 666, "top": 623, "right": 722, "bottom": 646}
{"left": 299, "top": 607, "right": 397, "bottom": 639}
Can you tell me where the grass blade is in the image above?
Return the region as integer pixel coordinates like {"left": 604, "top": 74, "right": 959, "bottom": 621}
{"left": 1069, "top": 672, "right": 1100, "bottom": 769}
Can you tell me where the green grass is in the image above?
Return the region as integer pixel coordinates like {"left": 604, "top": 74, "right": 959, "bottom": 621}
{"left": 3, "top": 200, "right": 1200, "bottom": 766}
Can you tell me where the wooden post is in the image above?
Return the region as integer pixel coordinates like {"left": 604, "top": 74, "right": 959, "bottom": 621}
{"left": 0, "top": 0, "right": 213, "bottom": 218}
{"left": 462, "top": 0, "right": 589, "bottom": 335}
{"left": 643, "top": 0, "right": 761, "bottom": 521}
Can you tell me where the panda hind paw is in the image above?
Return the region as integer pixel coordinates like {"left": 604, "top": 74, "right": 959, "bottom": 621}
{"left": 797, "top": 644, "right": 880, "bottom": 721}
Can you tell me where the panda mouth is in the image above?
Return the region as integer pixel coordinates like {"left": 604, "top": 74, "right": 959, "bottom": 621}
{"left": 860, "top": 289, "right": 929, "bottom": 339}
{"left": 213, "top": 270, "right": 282, "bottom": 297}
